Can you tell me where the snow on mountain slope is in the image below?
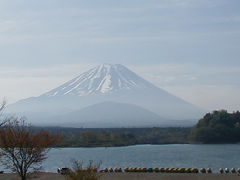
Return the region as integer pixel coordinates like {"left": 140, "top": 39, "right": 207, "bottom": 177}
{"left": 42, "top": 64, "right": 155, "bottom": 97}
{"left": 7, "top": 63, "right": 205, "bottom": 126}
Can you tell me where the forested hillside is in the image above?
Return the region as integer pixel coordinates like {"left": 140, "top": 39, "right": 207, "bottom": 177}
{"left": 189, "top": 110, "right": 240, "bottom": 143}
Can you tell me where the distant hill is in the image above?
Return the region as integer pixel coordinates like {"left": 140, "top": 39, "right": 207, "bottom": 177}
{"left": 7, "top": 64, "right": 205, "bottom": 127}
{"left": 48, "top": 101, "right": 169, "bottom": 128}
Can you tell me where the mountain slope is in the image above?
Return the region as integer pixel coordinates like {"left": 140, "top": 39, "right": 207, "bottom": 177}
{"left": 7, "top": 64, "right": 205, "bottom": 126}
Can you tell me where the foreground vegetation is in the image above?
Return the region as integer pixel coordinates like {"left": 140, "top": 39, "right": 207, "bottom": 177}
{"left": 0, "top": 120, "right": 61, "bottom": 180}
{"left": 66, "top": 160, "right": 101, "bottom": 180}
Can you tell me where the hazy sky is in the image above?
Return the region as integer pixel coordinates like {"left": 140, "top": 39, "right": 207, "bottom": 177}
{"left": 0, "top": 0, "right": 240, "bottom": 111}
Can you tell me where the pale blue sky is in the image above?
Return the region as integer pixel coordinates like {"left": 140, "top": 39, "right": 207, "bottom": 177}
{"left": 0, "top": 0, "right": 239, "bottom": 111}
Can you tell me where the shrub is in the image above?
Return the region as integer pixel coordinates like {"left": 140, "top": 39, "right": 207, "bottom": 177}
{"left": 66, "top": 160, "right": 101, "bottom": 180}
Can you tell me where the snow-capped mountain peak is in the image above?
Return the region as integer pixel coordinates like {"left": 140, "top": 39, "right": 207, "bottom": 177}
{"left": 42, "top": 64, "right": 154, "bottom": 97}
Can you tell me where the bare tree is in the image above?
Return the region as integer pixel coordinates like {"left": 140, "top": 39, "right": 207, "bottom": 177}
{"left": 0, "top": 119, "right": 61, "bottom": 180}
{"left": 0, "top": 100, "right": 7, "bottom": 126}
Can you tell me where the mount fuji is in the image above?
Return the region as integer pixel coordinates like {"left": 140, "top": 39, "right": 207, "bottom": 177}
{"left": 7, "top": 64, "right": 205, "bottom": 127}
{"left": 42, "top": 64, "right": 155, "bottom": 97}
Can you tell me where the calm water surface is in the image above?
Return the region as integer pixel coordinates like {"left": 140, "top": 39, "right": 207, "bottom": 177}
{"left": 2, "top": 144, "right": 240, "bottom": 172}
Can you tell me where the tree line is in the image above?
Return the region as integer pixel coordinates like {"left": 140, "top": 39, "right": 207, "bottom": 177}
{"left": 43, "top": 110, "right": 240, "bottom": 146}
{"left": 32, "top": 110, "right": 240, "bottom": 147}
{"left": 43, "top": 127, "right": 190, "bottom": 147}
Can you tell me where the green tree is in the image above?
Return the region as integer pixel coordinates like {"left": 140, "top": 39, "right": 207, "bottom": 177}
{"left": 189, "top": 110, "right": 240, "bottom": 143}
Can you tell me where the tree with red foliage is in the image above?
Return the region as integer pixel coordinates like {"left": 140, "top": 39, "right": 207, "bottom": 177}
{"left": 0, "top": 120, "right": 61, "bottom": 180}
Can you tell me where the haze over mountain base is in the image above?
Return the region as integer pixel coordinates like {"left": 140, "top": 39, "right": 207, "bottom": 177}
{"left": 6, "top": 64, "right": 205, "bottom": 127}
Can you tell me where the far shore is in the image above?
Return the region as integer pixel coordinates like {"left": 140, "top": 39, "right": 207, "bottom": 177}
{"left": 1, "top": 172, "right": 240, "bottom": 180}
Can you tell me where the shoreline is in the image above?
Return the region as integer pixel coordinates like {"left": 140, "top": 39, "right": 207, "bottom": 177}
{"left": 55, "top": 143, "right": 240, "bottom": 148}
{"left": 1, "top": 172, "right": 240, "bottom": 180}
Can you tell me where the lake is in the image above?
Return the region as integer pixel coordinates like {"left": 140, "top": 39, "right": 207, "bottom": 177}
{"left": 2, "top": 144, "right": 240, "bottom": 173}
